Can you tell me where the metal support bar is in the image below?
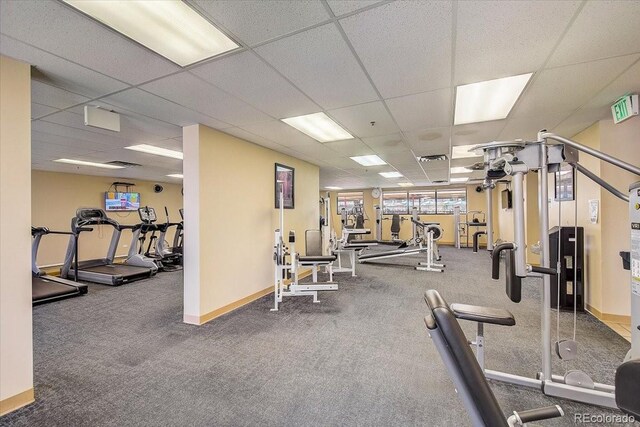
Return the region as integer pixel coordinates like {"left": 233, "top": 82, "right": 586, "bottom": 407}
{"left": 573, "top": 162, "right": 629, "bottom": 202}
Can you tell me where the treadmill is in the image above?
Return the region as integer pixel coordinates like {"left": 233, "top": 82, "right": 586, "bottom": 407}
{"left": 60, "top": 208, "right": 156, "bottom": 286}
{"left": 31, "top": 226, "right": 88, "bottom": 305}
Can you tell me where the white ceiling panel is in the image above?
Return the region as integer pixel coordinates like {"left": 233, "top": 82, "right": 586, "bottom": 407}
{"left": 583, "top": 60, "right": 640, "bottom": 110}
{"left": 451, "top": 120, "right": 506, "bottom": 146}
{"left": 292, "top": 141, "right": 343, "bottom": 160}
{"left": 240, "top": 120, "right": 319, "bottom": 147}
{"left": 103, "top": 88, "right": 230, "bottom": 130}
{"left": 548, "top": 1, "right": 640, "bottom": 67}
{"left": 498, "top": 113, "right": 567, "bottom": 141}
{"left": 191, "top": 0, "right": 330, "bottom": 46}
{"left": 189, "top": 51, "right": 319, "bottom": 119}
{"left": 327, "top": 101, "right": 399, "bottom": 138}
{"left": 326, "top": 1, "right": 382, "bottom": 17}
{"left": 221, "top": 127, "right": 290, "bottom": 152}
{"left": 141, "top": 72, "right": 272, "bottom": 126}
{"left": 31, "top": 81, "right": 90, "bottom": 110}
{"left": 361, "top": 133, "right": 408, "bottom": 153}
{"left": 386, "top": 88, "right": 452, "bottom": 131}
{"left": 323, "top": 139, "right": 371, "bottom": 157}
{"left": 404, "top": 127, "right": 451, "bottom": 156}
{"left": 32, "top": 122, "right": 127, "bottom": 152}
{"left": 512, "top": 54, "right": 640, "bottom": 118}
{"left": 256, "top": 23, "right": 378, "bottom": 109}
{"left": 340, "top": 1, "right": 452, "bottom": 98}
{"left": 455, "top": 1, "right": 580, "bottom": 85}
{"left": 32, "top": 140, "right": 97, "bottom": 157}
{"left": 32, "top": 102, "right": 58, "bottom": 119}
{"left": 0, "top": 34, "right": 128, "bottom": 98}
{"left": 0, "top": 0, "right": 178, "bottom": 85}
{"left": 553, "top": 105, "right": 611, "bottom": 139}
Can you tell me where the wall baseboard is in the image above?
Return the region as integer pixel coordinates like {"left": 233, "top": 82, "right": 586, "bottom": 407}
{"left": 0, "top": 388, "right": 34, "bottom": 416}
{"left": 185, "top": 270, "right": 313, "bottom": 326}
{"left": 586, "top": 304, "right": 631, "bottom": 325}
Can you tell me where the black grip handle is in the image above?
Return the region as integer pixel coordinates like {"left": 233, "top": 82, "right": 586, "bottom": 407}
{"left": 530, "top": 266, "right": 557, "bottom": 276}
{"left": 491, "top": 242, "right": 515, "bottom": 280}
{"left": 514, "top": 405, "right": 563, "bottom": 423}
{"left": 76, "top": 227, "right": 94, "bottom": 233}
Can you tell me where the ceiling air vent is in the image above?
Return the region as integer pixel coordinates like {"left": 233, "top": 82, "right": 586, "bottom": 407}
{"left": 106, "top": 161, "right": 142, "bottom": 168}
{"left": 417, "top": 154, "right": 447, "bottom": 162}
{"left": 433, "top": 180, "right": 448, "bottom": 184}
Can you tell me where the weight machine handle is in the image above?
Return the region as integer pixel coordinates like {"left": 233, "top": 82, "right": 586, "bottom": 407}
{"left": 491, "top": 242, "right": 515, "bottom": 280}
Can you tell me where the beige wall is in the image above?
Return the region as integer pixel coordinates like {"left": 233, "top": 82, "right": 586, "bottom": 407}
{"left": 547, "top": 117, "right": 639, "bottom": 317}
{"left": 0, "top": 56, "right": 34, "bottom": 411}
{"left": 31, "top": 171, "right": 183, "bottom": 267}
{"left": 323, "top": 184, "right": 489, "bottom": 246}
{"left": 183, "top": 125, "right": 319, "bottom": 324}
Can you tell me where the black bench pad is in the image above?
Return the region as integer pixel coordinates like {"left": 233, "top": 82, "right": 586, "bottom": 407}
{"left": 450, "top": 303, "right": 516, "bottom": 326}
{"left": 299, "top": 255, "right": 337, "bottom": 264}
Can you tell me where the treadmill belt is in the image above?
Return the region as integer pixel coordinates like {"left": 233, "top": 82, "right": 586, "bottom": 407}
{"left": 80, "top": 264, "right": 150, "bottom": 275}
{"left": 32, "top": 277, "right": 83, "bottom": 303}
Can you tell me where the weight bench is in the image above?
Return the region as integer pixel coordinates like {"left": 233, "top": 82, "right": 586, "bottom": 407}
{"left": 424, "top": 289, "right": 564, "bottom": 426}
{"left": 300, "top": 230, "right": 337, "bottom": 283}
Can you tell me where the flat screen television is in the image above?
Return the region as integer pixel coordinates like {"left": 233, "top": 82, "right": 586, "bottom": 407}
{"left": 501, "top": 189, "right": 512, "bottom": 210}
{"left": 105, "top": 192, "right": 140, "bottom": 211}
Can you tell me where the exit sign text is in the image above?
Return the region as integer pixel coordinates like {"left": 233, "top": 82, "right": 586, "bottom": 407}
{"left": 611, "top": 94, "right": 639, "bottom": 124}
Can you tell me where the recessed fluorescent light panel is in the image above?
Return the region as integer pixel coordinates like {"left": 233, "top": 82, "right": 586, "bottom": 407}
{"left": 350, "top": 155, "right": 387, "bottom": 166}
{"left": 62, "top": 0, "right": 238, "bottom": 67}
{"left": 325, "top": 186, "right": 343, "bottom": 190}
{"left": 450, "top": 177, "right": 470, "bottom": 183}
{"left": 451, "top": 145, "right": 482, "bottom": 160}
{"left": 282, "top": 112, "right": 353, "bottom": 142}
{"left": 166, "top": 173, "right": 183, "bottom": 179}
{"left": 398, "top": 182, "right": 414, "bottom": 187}
{"left": 379, "top": 171, "right": 403, "bottom": 178}
{"left": 125, "top": 144, "right": 183, "bottom": 160}
{"left": 54, "top": 158, "right": 125, "bottom": 169}
{"left": 450, "top": 166, "right": 472, "bottom": 174}
{"left": 454, "top": 73, "right": 533, "bottom": 125}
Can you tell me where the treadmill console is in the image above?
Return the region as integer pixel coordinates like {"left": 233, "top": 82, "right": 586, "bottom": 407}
{"left": 138, "top": 207, "right": 157, "bottom": 223}
{"left": 76, "top": 208, "right": 107, "bottom": 220}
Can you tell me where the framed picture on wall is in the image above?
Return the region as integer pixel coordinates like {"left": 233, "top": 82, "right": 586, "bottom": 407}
{"left": 554, "top": 164, "right": 575, "bottom": 201}
{"left": 275, "top": 163, "right": 295, "bottom": 209}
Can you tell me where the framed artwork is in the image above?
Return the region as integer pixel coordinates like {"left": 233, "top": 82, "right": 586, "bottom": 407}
{"left": 275, "top": 163, "right": 295, "bottom": 209}
{"left": 554, "top": 164, "right": 575, "bottom": 201}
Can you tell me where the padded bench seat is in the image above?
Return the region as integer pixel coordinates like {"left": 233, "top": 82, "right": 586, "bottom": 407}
{"left": 450, "top": 303, "right": 516, "bottom": 326}
{"left": 298, "top": 255, "right": 336, "bottom": 264}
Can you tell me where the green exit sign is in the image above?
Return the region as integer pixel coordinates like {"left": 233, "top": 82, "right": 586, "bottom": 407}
{"left": 611, "top": 94, "right": 638, "bottom": 124}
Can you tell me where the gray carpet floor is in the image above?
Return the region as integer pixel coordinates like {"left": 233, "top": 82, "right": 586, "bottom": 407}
{"left": 1, "top": 247, "right": 635, "bottom": 426}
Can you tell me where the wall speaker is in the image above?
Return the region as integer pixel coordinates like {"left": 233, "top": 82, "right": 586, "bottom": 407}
{"left": 154, "top": 184, "right": 164, "bottom": 193}
{"left": 475, "top": 186, "right": 484, "bottom": 193}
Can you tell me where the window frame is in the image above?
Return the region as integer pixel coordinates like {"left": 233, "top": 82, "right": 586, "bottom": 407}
{"left": 336, "top": 191, "right": 364, "bottom": 215}
{"left": 380, "top": 187, "right": 468, "bottom": 216}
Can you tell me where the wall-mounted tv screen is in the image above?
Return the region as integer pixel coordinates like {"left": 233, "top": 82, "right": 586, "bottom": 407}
{"left": 501, "top": 189, "right": 512, "bottom": 210}
{"left": 105, "top": 192, "right": 140, "bottom": 211}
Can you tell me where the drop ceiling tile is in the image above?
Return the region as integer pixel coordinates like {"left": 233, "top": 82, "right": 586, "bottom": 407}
{"left": 451, "top": 120, "right": 506, "bottom": 146}
{"left": 32, "top": 102, "right": 58, "bottom": 119}
{"left": 240, "top": 120, "right": 319, "bottom": 147}
{"left": 0, "top": 35, "right": 129, "bottom": 98}
{"left": 584, "top": 60, "right": 640, "bottom": 110}
{"left": 327, "top": 101, "right": 399, "bottom": 138}
{"left": 405, "top": 127, "right": 451, "bottom": 156}
{"left": 68, "top": 102, "right": 183, "bottom": 139}
{"left": 455, "top": 1, "right": 580, "bottom": 85}
{"left": 362, "top": 133, "right": 407, "bottom": 153}
{"left": 548, "top": 1, "right": 640, "bottom": 67}
{"left": 512, "top": 54, "right": 640, "bottom": 118}
{"left": 552, "top": 106, "right": 611, "bottom": 138}
{"left": 386, "top": 88, "right": 452, "bottom": 131}
{"left": 222, "top": 127, "right": 291, "bottom": 152}
{"left": 191, "top": 0, "right": 330, "bottom": 46}
{"left": 31, "top": 139, "right": 96, "bottom": 157}
{"left": 340, "top": 1, "right": 452, "bottom": 98}
{"left": 322, "top": 157, "right": 363, "bottom": 169}
{"left": 327, "top": 1, "right": 382, "bottom": 16}
{"left": 32, "top": 121, "right": 125, "bottom": 150}
{"left": 498, "top": 113, "right": 569, "bottom": 141}
{"left": 189, "top": 51, "right": 318, "bottom": 119}
{"left": 324, "top": 139, "right": 371, "bottom": 157}
{"left": 31, "top": 81, "right": 90, "bottom": 110}
{"left": 103, "top": 88, "right": 231, "bottom": 129}
{"left": 141, "top": 72, "right": 272, "bottom": 126}
{"left": 0, "top": 0, "right": 178, "bottom": 85}
{"left": 256, "top": 23, "right": 378, "bottom": 109}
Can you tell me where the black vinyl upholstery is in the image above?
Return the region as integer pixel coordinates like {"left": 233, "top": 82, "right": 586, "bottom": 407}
{"left": 615, "top": 359, "right": 640, "bottom": 417}
{"left": 450, "top": 303, "right": 515, "bottom": 326}
{"left": 391, "top": 214, "right": 400, "bottom": 234}
{"left": 424, "top": 290, "right": 508, "bottom": 427}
